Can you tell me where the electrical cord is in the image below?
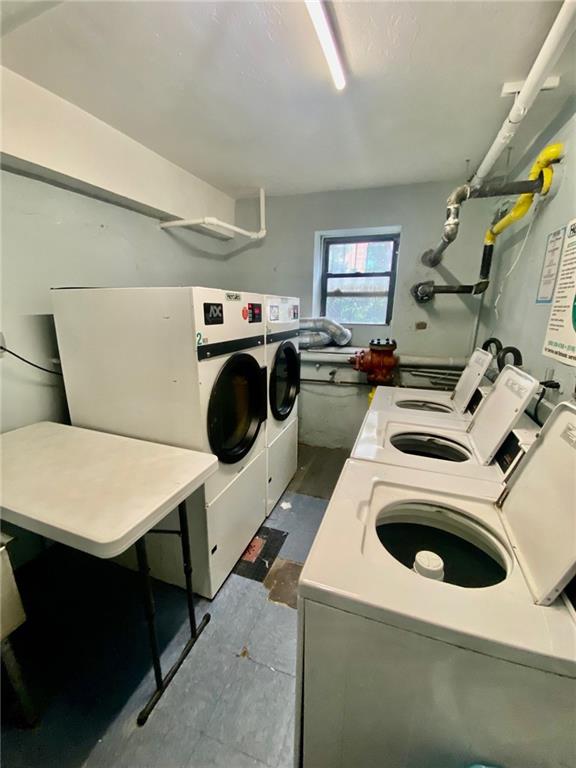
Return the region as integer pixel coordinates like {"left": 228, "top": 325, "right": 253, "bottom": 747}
{"left": 534, "top": 379, "right": 561, "bottom": 426}
{"left": 533, "top": 388, "right": 546, "bottom": 427}
{"left": 493, "top": 199, "right": 540, "bottom": 320}
{"left": 0, "top": 345, "right": 63, "bottom": 376}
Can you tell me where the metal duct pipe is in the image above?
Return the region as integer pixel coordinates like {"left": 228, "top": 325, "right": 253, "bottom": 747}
{"left": 413, "top": 142, "right": 563, "bottom": 302}
{"left": 298, "top": 330, "right": 332, "bottom": 349}
{"left": 300, "top": 317, "right": 352, "bottom": 346}
{"left": 471, "top": 0, "right": 576, "bottom": 185}
{"left": 421, "top": 177, "right": 543, "bottom": 268}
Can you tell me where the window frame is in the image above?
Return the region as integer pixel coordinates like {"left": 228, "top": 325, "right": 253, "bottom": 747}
{"left": 320, "top": 233, "right": 400, "bottom": 325}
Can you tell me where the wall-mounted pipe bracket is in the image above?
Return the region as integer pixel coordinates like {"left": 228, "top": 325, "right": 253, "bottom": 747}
{"left": 159, "top": 188, "right": 267, "bottom": 242}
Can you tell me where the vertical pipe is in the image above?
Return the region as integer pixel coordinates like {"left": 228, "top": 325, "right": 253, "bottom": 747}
{"left": 259, "top": 187, "right": 266, "bottom": 233}
{"left": 472, "top": 0, "right": 576, "bottom": 184}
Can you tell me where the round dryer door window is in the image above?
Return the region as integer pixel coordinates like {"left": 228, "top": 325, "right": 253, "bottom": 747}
{"left": 208, "top": 353, "right": 266, "bottom": 464}
{"left": 270, "top": 341, "right": 300, "bottom": 421}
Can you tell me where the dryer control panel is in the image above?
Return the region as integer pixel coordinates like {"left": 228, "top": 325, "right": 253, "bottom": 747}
{"left": 246, "top": 303, "right": 262, "bottom": 323}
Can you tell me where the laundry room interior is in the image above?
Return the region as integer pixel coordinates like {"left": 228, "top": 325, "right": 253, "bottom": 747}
{"left": 1, "top": 1, "right": 575, "bottom": 767}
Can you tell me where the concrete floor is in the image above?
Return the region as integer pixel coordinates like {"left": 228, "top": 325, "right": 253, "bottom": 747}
{"left": 1, "top": 451, "right": 344, "bottom": 768}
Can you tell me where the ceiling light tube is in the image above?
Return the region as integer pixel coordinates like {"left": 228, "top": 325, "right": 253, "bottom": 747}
{"left": 305, "top": 0, "right": 346, "bottom": 91}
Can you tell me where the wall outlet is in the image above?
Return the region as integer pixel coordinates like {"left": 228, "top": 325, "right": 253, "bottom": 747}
{"left": 0, "top": 332, "right": 5, "bottom": 357}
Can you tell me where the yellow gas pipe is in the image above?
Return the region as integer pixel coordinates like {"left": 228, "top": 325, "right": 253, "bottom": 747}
{"left": 484, "top": 142, "right": 563, "bottom": 246}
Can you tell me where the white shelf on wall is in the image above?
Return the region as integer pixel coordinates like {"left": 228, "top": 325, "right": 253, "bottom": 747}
{"left": 160, "top": 188, "right": 266, "bottom": 242}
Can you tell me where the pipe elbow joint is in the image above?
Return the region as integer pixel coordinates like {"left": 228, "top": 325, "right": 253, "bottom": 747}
{"left": 443, "top": 222, "right": 459, "bottom": 242}
{"left": 411, "top": 281, "right": 435, "bottom": 303}
{"left": 421, "top": 249, "right": 443, "bottom": 268}
{"left": 473, "top": 280, "right": 489, "bottom": 295}
{"left": 446, "top": 185, "right": 470, "bottom": 206}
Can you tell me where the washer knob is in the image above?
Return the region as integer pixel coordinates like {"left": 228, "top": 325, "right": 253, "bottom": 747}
{"left": 413, "top": 550, "right": 444, "bottom": 581}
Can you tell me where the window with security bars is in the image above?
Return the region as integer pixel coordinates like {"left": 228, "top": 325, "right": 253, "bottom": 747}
{"left": 320, "top": 234, "right": 399, "bottom": 325}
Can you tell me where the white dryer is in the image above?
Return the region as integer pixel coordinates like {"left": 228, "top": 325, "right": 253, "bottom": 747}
{"left": 52, "top": 286, "right": 268, "bottom": 598}
{"left": 265, "top": 295, "right": 300, "bottom": 515}
{"left": 371, "top": 347, "right": 493, "bottom": 425}
{"left": 297, "top": 403, "right": 576, "bottom": 768}
{"left": 352, "top": 365, "right": 539, "bottom": 489}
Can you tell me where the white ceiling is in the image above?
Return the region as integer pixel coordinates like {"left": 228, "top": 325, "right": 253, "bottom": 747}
{"left": 1, "top": 1, "right": 575, "bottom": 197}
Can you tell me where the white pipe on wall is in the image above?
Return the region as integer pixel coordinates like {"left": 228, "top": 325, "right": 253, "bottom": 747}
{"left": 160, "top": 188, "right": 267, "bottom": 240}
{"left": 471, "top": 0, "right": 576, "bottom": 185}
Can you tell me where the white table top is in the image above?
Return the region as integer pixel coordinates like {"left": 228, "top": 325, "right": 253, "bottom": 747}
{"left": 0, "top": 422, "right": 217, "bottom": 558}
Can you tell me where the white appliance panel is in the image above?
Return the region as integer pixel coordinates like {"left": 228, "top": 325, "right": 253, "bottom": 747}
{"left": 302, "top": 600, "right": 576, "bottom": 768}
{"left": 267, "top": 419, "right": 298, "bottom": 515}
{"left": 451, "top": 347, "right": 493, "bottom": 412}
{"left": 468, "top": 365, "right": 539, "bottom": 464}
{"left": 502, "top": 403, "right": 576, "bottom": 605}
{"left": 52, "top": 287, "right": 202, "bottom": 447}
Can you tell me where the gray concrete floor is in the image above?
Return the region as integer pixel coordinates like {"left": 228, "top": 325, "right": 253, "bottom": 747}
{"left": 1, "top": 473, "right": 335, "bottom": 768}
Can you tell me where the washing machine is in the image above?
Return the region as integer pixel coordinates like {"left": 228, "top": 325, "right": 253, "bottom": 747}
{"left": 371, "top": 347, "right": 493, "bottom": 425}
{"left": 352, "top": 365, "right": 539, "bottom": 489}
{"left": 265, "top": 295, "right": 300, "bottom": 515}
{"left": 52, "top": 286, "right": 268, "bottom": 598}
{"left": 297, "top": 402, "right": 576, "bottom": 768}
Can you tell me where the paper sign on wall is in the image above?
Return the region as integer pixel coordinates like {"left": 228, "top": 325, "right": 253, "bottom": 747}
{"left": 542, "top": 217, "right": 576, "bottom": 368}
{"left": 536, "top": 226, "right": 565, "bottom": 303}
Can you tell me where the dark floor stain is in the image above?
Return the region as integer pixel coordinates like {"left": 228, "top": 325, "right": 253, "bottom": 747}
{"left": 233, "top": 527, "right": 287, "bottom": 583}
{"left": 288, "top": 443, "right": 348, "bottom": 500}
{"left": 263, "top": 558, "right": 303, "bottom": 610}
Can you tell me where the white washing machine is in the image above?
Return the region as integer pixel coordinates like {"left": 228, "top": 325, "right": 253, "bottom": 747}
{"left": 371, "top": 347, "right": 493, "bottom": 426}
{"left": 265, "top": 295, "right": 300, "bottom": 515}
{"left": 297, "top": 402, "right": 576, "bottom": 768}
{"left": 352, "top": 365, "right": 539, "bottom": 489}
{"left": 52, "top": 286, "right": 268, "bottom": 598}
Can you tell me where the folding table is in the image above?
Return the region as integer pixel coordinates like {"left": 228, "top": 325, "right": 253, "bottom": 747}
{"left": 0, "top": 421, "right": 218, "bottom": 724}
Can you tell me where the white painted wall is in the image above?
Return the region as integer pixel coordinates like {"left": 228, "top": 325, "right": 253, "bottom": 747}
{"left": 233, "top": 181, "right": 492, "bottom": 350}
{"left": 1, "top": 170, "right": 240, "bottom": 566}
{"left": 232, "top": 182, "right": 492, "bottom": 448}
{"left": 1, "top": 67, "right": 235, "bottom": 222}
{"left": 0, "top": 170, "right": 235, "bottom": 436}
{"left": 478, "top": 103, "right": 576, "bottom": 418}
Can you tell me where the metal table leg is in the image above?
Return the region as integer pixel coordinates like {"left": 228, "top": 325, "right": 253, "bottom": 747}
{"left": 1, "top": 637, "right": 38, "bottom": 727}
{"left": 136, "top": 501, "right": 211, "bottom": 726}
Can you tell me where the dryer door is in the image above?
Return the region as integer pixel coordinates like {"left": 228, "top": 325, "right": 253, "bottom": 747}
{"left": 207, "top": 353, "right": 267, "bottom": 464}
{"left": 270, "top": 341, "right": 300, "bottom": 421}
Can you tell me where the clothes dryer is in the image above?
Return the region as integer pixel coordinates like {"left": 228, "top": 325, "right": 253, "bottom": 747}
{"left": 52, "top": 286, "right": 268, "bottom": 597}
{"left": 265, "top": 295, "right": 300, "bottom": 514}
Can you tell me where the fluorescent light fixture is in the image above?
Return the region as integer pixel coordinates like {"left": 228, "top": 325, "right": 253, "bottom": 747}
{"left": 305, "top": 0, "right": 346, "bottom": 91}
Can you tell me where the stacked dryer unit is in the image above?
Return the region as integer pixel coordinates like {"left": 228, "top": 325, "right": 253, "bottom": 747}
{"left": 265, "top": 295, "right": 300, "bottom": 515}
{"left": 52, "top": 287, "right": 268, "bottom": 598}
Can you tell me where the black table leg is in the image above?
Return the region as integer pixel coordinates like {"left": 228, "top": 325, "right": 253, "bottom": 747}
{"left": 136, "top": 501, "right": 211, "bottom": 726}
{"left": 1, "top": 637, "right": 38, "bottom": 728}
{"left": 135, "top": 538, "right": 163, "bottom": 691}
{"left": 178, "top": 501, "right": 198, "bottom": 638}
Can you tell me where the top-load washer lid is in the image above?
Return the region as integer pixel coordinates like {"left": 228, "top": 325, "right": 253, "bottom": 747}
{"left": 467, "top": 365, "right": 539, "bottom": 465}
{"left": 500, "top": 402, "right": 576, "bottom": 606}
{"left": 450, "top": 347, "right": 493, "bottom": 413}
